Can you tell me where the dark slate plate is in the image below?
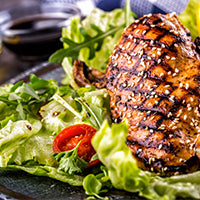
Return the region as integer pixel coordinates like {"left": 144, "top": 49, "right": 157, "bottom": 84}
{"left": 0, "top": 62, "right": 147, "bottom": 200}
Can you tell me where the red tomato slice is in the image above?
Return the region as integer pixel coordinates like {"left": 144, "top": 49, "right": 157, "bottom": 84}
{"left": 53, "top": 124, "right": 99, "bottom": 167}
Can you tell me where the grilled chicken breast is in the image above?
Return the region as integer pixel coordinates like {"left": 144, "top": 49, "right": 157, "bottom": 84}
{"left": 106, "top": 13, "right": 200, "bottom": 175}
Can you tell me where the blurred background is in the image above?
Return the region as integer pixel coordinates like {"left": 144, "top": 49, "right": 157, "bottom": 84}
{"left": 0, "top": 0, "right": 189, "bottom": 84}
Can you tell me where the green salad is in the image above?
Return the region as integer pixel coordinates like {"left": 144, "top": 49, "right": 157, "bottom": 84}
{"left": 1, "top": 0, "right": 200, "bottom": 200}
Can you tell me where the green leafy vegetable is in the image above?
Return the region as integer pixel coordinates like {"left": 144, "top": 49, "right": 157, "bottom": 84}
{"left": 50, "top": 24, "right": 121, "bottom": 64}
{"left": 0, "top": 119, "right": 42, "bottom": 167}
{"left": 2, "top": 165, "right": 83, "bottom": 186}
{"left": 54, "top": 141, "right": 89, "bottom": 175}
{"left": 92, "top": 120, "right": 200, "bottom": 200}
{"left": 83, "top": 166, "right": 111, "bottom": 200}
{"left": 49, "top": 1, "right": 135, "bottom": 73}
{"left": 83, "top": 174, "right": 108, "bottom": 200}
{"left": 179, "top": 0, "right": 199, "bottom": 39}
{"left": 0, "top": 74, "right": 58, "bottom": 120}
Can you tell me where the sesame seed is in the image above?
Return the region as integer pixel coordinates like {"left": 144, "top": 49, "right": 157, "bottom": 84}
{"left": 126, "top": 42, "right": 131, "bottom": 49}
{"left": 185, "top": 83, "right": 189, "bottom": 90}
{"left": 160, "top": 72, "right": 164, "bottom": 77}
{"left": 131, "top": 82, "right": 135, "bottom": 87}
{"left": 158, "top": 144, "right": 162, "bottom": 149}
{"left": 188, "top": 107, "right": 192, "bottom": 111}
{"left": 171, "top": 57, "right": 176, "bottom": 60}
{"left": 165, "top": 90, "right": 170, "bottom": 95}
{"left": 187, "top": 103, "right": 191, "bottom": 108}
{"left": 150, "top": 24, "right": 155, "bottom": 28}
{"left": 157, "top": 51, "right": 161, "bottom": 56}
{"left": 161, "top": 22, "right": 165, "bottom": 26}
{"left": 135, "top": 19, "right": 140, "bottom": 23}
{"left": 127, "top": 113, "right": 132, "bottom": 117}
{"left": 168, "top": 71, "right": 172, "bottom": 75}
{"left": 172, "top": 73, "right": 177, "bottom": 77}
{"left": 179, "top": 82, "right": 183, "bottom": 87}
{"left": 143, "top": 44, "right": 148, "bottom": 48}
{"left": 174, "top": 43, "right": 178, "bottom": 48}
{"left": 134, "top": 105, "right": 138, "bottom": 109}
{"left": 143, "top": 19, "right": 147, "bottom": 24}
{"left": 155, "top": 100, "right": 159, "bottom": 105}
{"left": 132, "top": 98, "right": 136, "bottom": 102}
{"left": 189, "top": 144, "right": 194, "bottom": 150}
{"left": 128, "top": 34, "right": 133, "bottom": 39}
{"left": 175, "top": 68, "right": 179, "bottom": 73}
{"left": 172, "top": 125, "right": 177, "bottom": 130}
{"left": 161, "top": 44, "right": 165, "bottom": 48}
{"left": 150, "top": 40, "right": 154, "bottom": 45}
{"left": 143, "top": 73, "right": 147, "bottom": 79}
{"left": 147, "top": 111, "right": 151, "bottom": 115}
{"left": 166, "top": 55, "right": 170, "bottom": 59}
{"left": 169, "top": 95, "right": 175, "bottom": 102}
{"left": 190, "top": 97, "right": 194, "bottom": 102}
{"left": 142, "top": 30, "right": 147, "bottom": 35}
{"left": 150, "top": 129, "right": 154, "bottom": 133}
{"left": 135, "top": 29, "right": 140, "bottom": 34}
{"left": 134, "top": 38, "right": 137, "bottom": 43}
{"left": 164, "top": 167, "right": 168, "bottom": 171}
{"left": 158, "top": 59, "right": 161, "bottom": 64}
{"left": 123, "top": 83, "right": 127, "bottom": 87}
{"left": 167, "top": 112, "right": 172, "bottom": 118}
{"left": 123, "top": 107, "right": 127, "bottom": 111}
{"left": 147, "top": 13, "right": 152, "bottom": 17}
{"left": 150, "top": 167, "right": 154, "bottom": 172}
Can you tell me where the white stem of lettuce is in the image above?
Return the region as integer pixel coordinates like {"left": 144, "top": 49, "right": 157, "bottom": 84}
{"left": 77, "top": 97, "right": 101, "bottom": 129}
{"left": 52, "top": 94, "right": 82, "bottom": 119}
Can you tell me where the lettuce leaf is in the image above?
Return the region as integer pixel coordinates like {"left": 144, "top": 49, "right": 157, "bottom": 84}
{"left": 2, "top": 165, "right": 83, "bottom": 186}
{"left": 92, "top": 120, "right": 200, "bottom": 200}
{"left": 179, "top": 0, "right": 199, "bottom": 39}
{"left": 0, "top": 119, "right": 42, "bottom": 167}
{"left": 49, "top": 5, "right": 135, "bottom": 72}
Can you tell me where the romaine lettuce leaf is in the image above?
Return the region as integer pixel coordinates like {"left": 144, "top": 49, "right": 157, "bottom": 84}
{"left": 11, "top": 128, "right": 56, "bottom": 167}
{"left": 92, "top": 120, "right": 200, "bottom": 200}
{"left": 0, "top": 119, "right": 42, "bottom": 167}
{"left": 179, "top": 0, "right": 199, "bottom": 39}
{"left": 39, "top": 95, "right": 82, "bottom": 134}
{"left": 3, "top": 165, "right": 83, "bottom": 186}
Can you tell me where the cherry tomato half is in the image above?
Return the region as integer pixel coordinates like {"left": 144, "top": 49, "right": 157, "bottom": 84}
{"left": 53, "top": 124, "right": 99, "bottom": 167}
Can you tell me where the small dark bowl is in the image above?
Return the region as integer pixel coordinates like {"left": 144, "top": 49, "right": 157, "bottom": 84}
{"left": 0, "top": 3, "right": 81, "bottom": 60}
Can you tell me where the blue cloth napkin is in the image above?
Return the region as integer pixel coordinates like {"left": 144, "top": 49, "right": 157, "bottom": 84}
{"left": 96, "top": 0, "right": 189, "bottom": 17}
{"left": 41, "top": 0, "right": 189, "bottom": 17}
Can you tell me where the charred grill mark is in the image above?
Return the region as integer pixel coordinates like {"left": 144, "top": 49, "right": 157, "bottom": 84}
{"left": 106, "top": 13, "right": 200, "bottom": 175}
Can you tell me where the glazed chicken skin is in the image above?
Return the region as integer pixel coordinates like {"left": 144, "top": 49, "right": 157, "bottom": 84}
{"left": 106, "top": 13, "right": 200, "bottom": 175}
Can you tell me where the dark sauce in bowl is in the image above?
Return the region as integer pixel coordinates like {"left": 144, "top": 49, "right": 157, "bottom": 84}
{"left": 0, "top": 4, "right": 81, "bottom": 60}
